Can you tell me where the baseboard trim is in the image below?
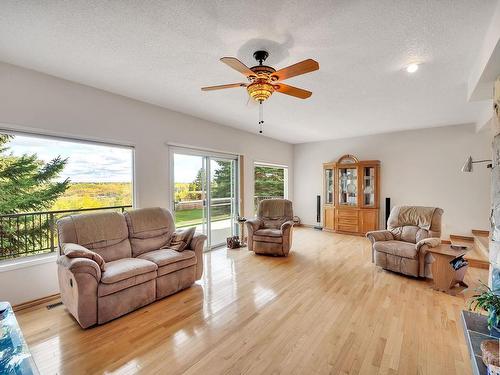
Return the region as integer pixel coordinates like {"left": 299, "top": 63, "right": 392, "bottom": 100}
{"left": 13, "top": 293, "right": 61, "bottom": 312}
{"left": 472, "top": 229, "right": 489, "bottom": 237}
{"left": 298, "top": 223, "right": 315, "bottom": 228}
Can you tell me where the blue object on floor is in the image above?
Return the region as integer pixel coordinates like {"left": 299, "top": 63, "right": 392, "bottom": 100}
{"left": 0, "top": 302, "right": 39, "bottom": 375}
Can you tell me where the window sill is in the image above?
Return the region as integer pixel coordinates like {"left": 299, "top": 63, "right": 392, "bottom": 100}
{"left": 0, "top": 253, "right": 57, "bottom": 273}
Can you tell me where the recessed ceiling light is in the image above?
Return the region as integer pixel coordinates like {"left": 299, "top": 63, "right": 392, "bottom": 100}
{"left": 406, "top": 63, "right": 419, "bottom": 73}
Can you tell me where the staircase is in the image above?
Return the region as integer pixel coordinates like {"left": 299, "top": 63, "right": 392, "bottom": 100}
{"left": 447, "top": 230, "right": 489, "bottom": 269}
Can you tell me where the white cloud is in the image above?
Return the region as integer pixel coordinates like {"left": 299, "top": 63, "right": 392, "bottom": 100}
{"left": 4, "top": 134, "right": 133, "bottom": 183}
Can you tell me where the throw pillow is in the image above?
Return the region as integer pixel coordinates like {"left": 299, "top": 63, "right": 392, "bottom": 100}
{"left": 169, "top": 227, "right": 196, "bottom": 252}
{"left": 63, "top": 243, "right": 106, "bottom": 271}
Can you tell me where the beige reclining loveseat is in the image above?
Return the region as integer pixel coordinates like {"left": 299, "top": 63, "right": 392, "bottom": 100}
{"left": 57, "top": 207, "right": 206, "bottom": 328}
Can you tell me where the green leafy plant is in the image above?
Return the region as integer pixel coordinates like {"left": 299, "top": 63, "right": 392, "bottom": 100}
{"left": 468, "top": 281, "right": 500, "bottom": 330}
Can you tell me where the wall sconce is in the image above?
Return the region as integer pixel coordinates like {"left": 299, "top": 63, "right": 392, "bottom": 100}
{"left": 461, "top": 156, "right": 492, "bottom": 172}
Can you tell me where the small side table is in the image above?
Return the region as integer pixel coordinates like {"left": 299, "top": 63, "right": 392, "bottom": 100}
{"left": 428, "top": 244, "right": 469, "bottom": 295}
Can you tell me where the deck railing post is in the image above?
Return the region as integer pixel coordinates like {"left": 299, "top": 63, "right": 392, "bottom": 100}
{"left": 49, "top": 213, "right": 55, "bottom": 253}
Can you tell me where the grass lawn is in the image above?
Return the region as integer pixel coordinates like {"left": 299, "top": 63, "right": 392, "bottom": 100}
{"left": 175, "top": 208, "right": 230, "bottom": 228}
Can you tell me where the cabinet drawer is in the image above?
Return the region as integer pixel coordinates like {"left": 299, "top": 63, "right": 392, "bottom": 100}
{"left": 339, "top": 217, "right": 358, "bottom": 225}
{"left": 337, "top": 209, "right": 358, "bottom": 218}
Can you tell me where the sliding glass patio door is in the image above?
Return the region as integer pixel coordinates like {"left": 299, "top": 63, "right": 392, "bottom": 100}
{"left": 171, "top": 148, "right": 238, "bottom": 250}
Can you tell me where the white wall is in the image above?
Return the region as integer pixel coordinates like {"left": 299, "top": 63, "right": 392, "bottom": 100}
{"left": 0, "top": 62, "right": 293, "bottom": 305}
{"left": 293, "top": 124, "right": 491, "bottom": 238}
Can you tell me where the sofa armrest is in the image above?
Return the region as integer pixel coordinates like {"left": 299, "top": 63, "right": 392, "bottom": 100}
{"left": 245, "top": 219, "right": 263, "bottom": 252}
{"left": 188, "top": 232, "right": 207, "bottom": 280}
{"left": 281, "top": 220, "right": 294, "bottom": 256}
{"left": 416, "top": 237, "right": 441, "bottom": 252}
{"left": 62, "top": 243, "right": 106, "bottom": 272}
{"left": 415, "top": 237, "right": 441, "bottom": 278}
{"left": 246, "top": 218, "right": 263, "bottom": 232}
{"left": 57, "top": 255, "right": 100, "bottom": 328}
{"left": 281, "top": 220, "right": 294, "bottom": 232}
{"left": 366, "top": 230, "right": 394, "bottom": 244}
{"left": 57, "top": 255, "right": 102, "bottom": 282}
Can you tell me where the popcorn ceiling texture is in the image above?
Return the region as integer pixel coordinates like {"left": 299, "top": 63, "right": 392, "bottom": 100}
{"left": 0, "top": 0, "right": 496, "bottom": 143}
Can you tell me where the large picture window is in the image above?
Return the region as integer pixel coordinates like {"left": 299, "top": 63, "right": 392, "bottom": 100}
{"left": 254, "top": 163, "right": 288, "bottom": 210}
{"left": 0, "top": 131, "right": 134, "bottom": 261}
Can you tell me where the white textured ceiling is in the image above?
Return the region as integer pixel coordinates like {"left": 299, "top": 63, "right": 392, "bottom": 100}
{"left": 0, "top": 1, "right": 497, "bottom": 143}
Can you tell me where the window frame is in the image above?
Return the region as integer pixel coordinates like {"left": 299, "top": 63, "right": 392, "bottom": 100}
{"left": 0, "top": 127, "right": 136, "bottom": 264}
{"left": 0, "top": 127, "right": 136, "bottom": 207}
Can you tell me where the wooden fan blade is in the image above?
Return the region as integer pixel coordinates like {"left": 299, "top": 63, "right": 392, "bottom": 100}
{"left": 201, "top": 83, "right": 247, "bottom": 91}
{"left": 274, "top": 83, "right": 312, "bottom": 99}
{"left": 271, "top": 59, "right": 319, "bottom": 81}
{"left": 220, "top": 57, "right": 255, "bottom": 77}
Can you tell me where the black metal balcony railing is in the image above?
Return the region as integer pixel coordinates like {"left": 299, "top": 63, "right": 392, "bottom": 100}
{"left": 0, "top": 205, "right": 132, "bottom": 261}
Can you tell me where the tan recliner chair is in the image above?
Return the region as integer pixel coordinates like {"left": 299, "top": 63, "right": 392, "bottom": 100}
{"left": 366, "top": 206, "right": 443, "bottom": 278}
{"left": 246, "top": 199, "right": 294, "bottom": 256}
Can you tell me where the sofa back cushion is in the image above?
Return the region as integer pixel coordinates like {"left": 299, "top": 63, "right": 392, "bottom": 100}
{"left": 57, "top": 211, "right": 131, "bottom": 262}
{"left": 257, "top": 199, "right": 293, "bottom": 229}
{"left": 387, "top": 205, "right": 443, "bottom": 243}
{"left": 124, "top": 207, "right": 175, "bottom": 257}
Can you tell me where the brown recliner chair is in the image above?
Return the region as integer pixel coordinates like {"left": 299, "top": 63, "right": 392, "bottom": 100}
{"left": 366, "top": 205, "right": 443, "bottom": 278}
{"left": 245, "top": 199, "right": 294, "bottom": 256}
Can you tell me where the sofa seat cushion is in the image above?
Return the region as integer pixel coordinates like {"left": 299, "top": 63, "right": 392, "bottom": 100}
{"left": 98, "top": 270, "right": 157, "bottom": 297}
{"left": 254, "top": 228, "right": 282, "bottom": 237}
{"left": 373, "top": 240, "right": 417, "bottom": 259}
{"left": 137, "top": 249, "right": 195, "bottom": 266}
{"left": 138, "top": 249, "right": 197, "bottom": 277}
{"left": 253, "top": 235, "right": 283, "bottom": 244}
{"left": 101, "top": 258, "right": 158, "bottom": 284}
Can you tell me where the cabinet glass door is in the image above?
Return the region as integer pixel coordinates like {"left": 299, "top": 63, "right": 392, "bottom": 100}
{"left": 339, "top": 167, "right": 357, "bottom": 206}
{"left": 363, "top": 167, "right": 376, "bottom": 207}
{"left": 325, "top": 168, "right": 334, "bottom": 204}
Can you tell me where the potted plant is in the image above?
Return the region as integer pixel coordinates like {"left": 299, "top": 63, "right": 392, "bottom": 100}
{"left": 468, "top": 281, "right": 500, "bottom": 334}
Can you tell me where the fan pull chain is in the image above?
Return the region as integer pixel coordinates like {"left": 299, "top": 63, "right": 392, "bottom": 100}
{"left": 259, "top": 100, "right": 264, "bottom": 134}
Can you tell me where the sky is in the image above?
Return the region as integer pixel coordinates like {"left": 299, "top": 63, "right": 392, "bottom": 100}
{"left": 174, "top": 154, "right": 203, "bottom": 183}
{"left": 173, "top": 154, "right": 226, "bottom": 183}
{"left": 4, "top": 134, "right": 133, "bottom": 183}
{"left": 2, "top": 133, "right": 226, "bottom": 184}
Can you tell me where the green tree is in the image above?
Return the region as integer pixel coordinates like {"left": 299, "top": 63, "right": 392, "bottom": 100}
{"left": 254, "top": 166, "right": 285, "bottom": 197}
{"left": 0, "top": 134, "right": 69, "bottom": 260}
{"left": 211, "top": 161, "right": 232, "bottom": 199}
{"left": 0, "top": 134, "right": 70, "bottom": 214}
{"left": 189, "top": 168, "right": 205, "bottom": 192}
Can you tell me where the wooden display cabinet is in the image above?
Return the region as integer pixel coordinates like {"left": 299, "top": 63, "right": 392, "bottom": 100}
{"left": 323, "top": 154, "right": 380, "bottom": 236}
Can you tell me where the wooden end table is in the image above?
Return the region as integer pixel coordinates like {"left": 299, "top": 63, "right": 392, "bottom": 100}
{"left": 428, "top": 244, "right": 469, "bottom": 295}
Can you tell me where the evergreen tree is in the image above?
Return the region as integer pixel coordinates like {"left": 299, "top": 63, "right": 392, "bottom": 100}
{"left": 0, "top": 134, "right": 69, "bottom": 259}
{"left": 254, "top": 166, "right": 285, "bottom": 198}
{"left": 211, "top": 161, "right": 233, "bottom": 199}
{"left": 0, "top": 134, "right": 70, "bottom": 214}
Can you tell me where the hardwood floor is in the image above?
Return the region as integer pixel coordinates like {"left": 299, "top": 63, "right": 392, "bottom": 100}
{"left": 17, "top": 228, "right": 486, "bottom": 375}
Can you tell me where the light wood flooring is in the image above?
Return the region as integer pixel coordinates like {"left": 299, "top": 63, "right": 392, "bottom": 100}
{"left": 16, "top": 227, "right": 487, "bottom": 375}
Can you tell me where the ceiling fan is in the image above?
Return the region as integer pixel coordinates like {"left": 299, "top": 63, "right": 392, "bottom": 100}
{"left": 201, "top": 50, "right": 319, "bottom": 133}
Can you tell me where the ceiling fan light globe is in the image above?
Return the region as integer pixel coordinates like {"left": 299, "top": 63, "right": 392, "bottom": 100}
{"left": 247, "top": 82, "right": 274, "bottom": 102}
